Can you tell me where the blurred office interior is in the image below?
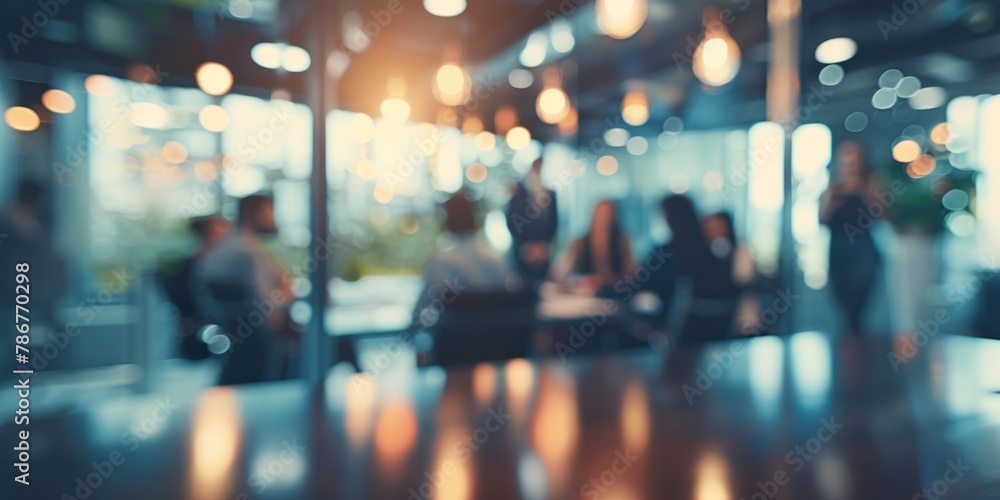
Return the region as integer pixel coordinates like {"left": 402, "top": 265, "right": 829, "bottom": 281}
{"left": 1, "top": 0, "right": 1000, "bottom": 498}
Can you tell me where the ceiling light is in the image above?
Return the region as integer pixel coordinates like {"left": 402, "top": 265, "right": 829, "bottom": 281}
{"left": 424, "top": 0, "right": 466, "bottom": 17}
{"left": 596, "top": 0, "right": 648, "bottom": 40}
{"left": 42, "top": 89, "right": 75, "bottom": 114}
{"left": 195, "top": 62, "right": 233, "bottom": 96}
{"left": 4, "top": 106, "right": 40, "bottom": 132}
{"left": 814, "top": 37, "right": 856, "bottom": 64}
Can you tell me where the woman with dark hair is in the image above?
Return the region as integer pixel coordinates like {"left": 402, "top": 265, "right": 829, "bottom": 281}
{"left": 553, "top": 200, "right": 634, "bottom": 294}
{"left": 645, "top": 196, "right": 739, "bottom": 343}
{"left": 821, "top": 140, "right": 882, "bottom": 334}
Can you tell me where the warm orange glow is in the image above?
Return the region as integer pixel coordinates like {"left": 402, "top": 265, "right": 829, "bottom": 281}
{"left": 558, "top": 106, "right": 578, "bottom": 135}
{"left": 429, "top": 427, "right": 474, "bottom": 500}
{"left": 194, "top": 161, "right": 219, "bottom": 182}
{"left": 84, "top": 74, "right": 116, "bottom": 96}
{"left": 42, "top": 89, "right": 76, "bottom": 114}
{"left": 621, "top": 91, "right": 649, "bottom": 126}
{"left": 597, "top": 155, "right": 619, "bottom": 176}
{"left": 893, "top": 140, "right": 922, "bottom": 163}
{"left": 620, "top": 378, "right": 650, "bottom": 454}
{"left": 199, "top": 105, "right": 229, "bottom": 132}
{"left": 373, "top": 398, "right": 419, "bottom": 469}
{"left": 462, "top": 115, "right": 484, "bottom": 135}
{"left": 596, "top": 0, "right": 648, "bottom": 39}
{"left": 434, "top": 63, "right": 472, "bottom": 106}
{"left": 694, "top": 452, "right": 732, "bottom": 500}
{"left": 189, "top": 389, "right": 241, "bottom": 500}
{"left": 494, "top": 106, "right": 518, "bottom": 136}
{"left": 531, "top": 370, "right": 579, "bottom": 493}
{"left": 466, "top": 162, "right": 488, "bottom": 183}
{"left": 195, "top": 62, "right": 233, "bottom": 96}
{"left": 374, "top": 183, "right": 395, "bottom": 204}
{"left": 472, "top": 363, "right": 497, "bottom": 405}
{"left": 381, "top": 97, "right": 411, "bottom": 123}
{"left": 930, "top": 123, "right": 949, "bottom": 145}
{"left": 4, "top": 106, "right": 40, "bottom": 132}
{"left": 474, "top": 132, "right": 496, "bottom": 152}
{"left": 536, "top": 87, "right": 570, "bottom": 124}
{"left": 504, "top": 358, "right": 534, "bottom": 421}
{"left": 163, "top": 141, "right": 189, "bottom": 164}
{"left": 906, "top": 154, "right": 936, "bottom": 178}
{"left": 506, "top": 126, "right": 531, "bottom": 150}
{"left": 693, "top": 8, "right": 742, "bottom": 87}
{"left": 345, "top": 374, "right": 379, "bottom": 447}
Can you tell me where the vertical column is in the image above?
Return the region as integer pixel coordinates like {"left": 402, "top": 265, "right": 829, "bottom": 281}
{"left": 767, "top": 0, "right": 801, "bottom": 334}
{"left": 303, "top": 0, "right": 332, "bottom": 385}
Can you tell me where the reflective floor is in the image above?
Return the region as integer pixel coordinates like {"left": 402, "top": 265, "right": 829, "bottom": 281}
{"left": 6, "top": 332, "right": 1000, "bottom": 499}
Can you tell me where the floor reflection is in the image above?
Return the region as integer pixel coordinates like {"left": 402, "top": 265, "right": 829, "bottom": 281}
{"left": 189, "top": 388, "right": 241, "bottom": 500}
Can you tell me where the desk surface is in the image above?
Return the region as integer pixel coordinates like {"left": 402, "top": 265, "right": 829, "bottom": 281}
{"left": 6, "top": 332, "right": 1000, "bottom": 499}
{"left": 325, "top": 276, "right": 624, "bottom": 337}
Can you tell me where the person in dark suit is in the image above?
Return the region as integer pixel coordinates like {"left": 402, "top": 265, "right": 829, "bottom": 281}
{"left": 821, "top": 141, "right": 882, "bottom": 334}
{"left": 506, "top": 158, "right": 558, "bottom": 285}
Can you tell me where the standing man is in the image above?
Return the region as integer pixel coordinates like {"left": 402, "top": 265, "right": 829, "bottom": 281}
{"left": 506, "top": 158, "right": 558, "bottom": 285}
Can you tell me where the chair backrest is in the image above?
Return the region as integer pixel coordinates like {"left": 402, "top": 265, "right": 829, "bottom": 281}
{"left": 429, "top": 288, "right": 537, "bottom": 367}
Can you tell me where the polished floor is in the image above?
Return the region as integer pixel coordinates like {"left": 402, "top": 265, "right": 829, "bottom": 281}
{"left": 5, "top": 332, "right": 1000, "bottom": 499}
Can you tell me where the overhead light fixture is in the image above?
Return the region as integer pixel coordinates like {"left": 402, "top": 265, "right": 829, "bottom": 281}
{"left": 42, "top": 89, "right": 75, "bottom": 114}
{"left": 424, "top": 0, "right": 466, "bottom": 17}
{"left": 693, "top": 8, "right": 741, "bottom": 87}
{"left": 596, "top": 0, "right": 648, "bottom": 40}
{"left": 195, "top": 62, "right": 233, "bottom": 96}
{"left": 814, "top": 37, "right": 856, "bottom": 64}
{"left": 621, "top": 89, "right": 649, "bottom": 126}
{"left": 433, "top": 63, "right": 471, "bottom": 107}
{"left": 4, "top": 106, "right": 40, "bottom": 132}
{"left": 252, "top": 43, "right": 311, "bottom": 72}
{"left": 535, "top": 67, "right": 570, "bottom": 125}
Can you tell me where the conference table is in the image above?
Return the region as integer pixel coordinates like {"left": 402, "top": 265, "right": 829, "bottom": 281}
{"left": 6, "top": 331, "right": 1000, "bottom": 499}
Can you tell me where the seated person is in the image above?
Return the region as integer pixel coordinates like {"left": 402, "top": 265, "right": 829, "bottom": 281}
{"left": 197, "top": 194, "right": 296, "bottom": 384}
{"left": 412, "top": 193, "right": 514, "bottom": 329}
{"left": 552, "top": 199, "right": 635, "bottom": 297}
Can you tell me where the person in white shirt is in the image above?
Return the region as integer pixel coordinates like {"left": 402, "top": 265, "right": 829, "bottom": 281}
{"left": 412, "top": 193, "right": 513, "bottom": 329}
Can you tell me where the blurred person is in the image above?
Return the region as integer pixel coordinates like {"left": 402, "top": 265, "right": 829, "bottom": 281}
{"left": 553, "top": 200, "right": 635, "bottom": 296}
{"left": 161, "top": 215, "right": 231, "bottom": 360}
{"left": 0, "top": 180, "right": 68, "bottom": 329}
{"left": 821, "top": 141, "right": 882, "bottom": 334}
{"left": 506, "top": 158, "right": 558, "bottom": 286}
{"left": 412, "top": 193, "right": 514, "bottom": 328}
{"left": 703, "top": 212, "right": 760, "bottom": 334}
{"left": 645, "top": 196, "right": 738, "bottom": 343}
{"left": 197, "top": 194, "right": 296, "bottom": 384}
